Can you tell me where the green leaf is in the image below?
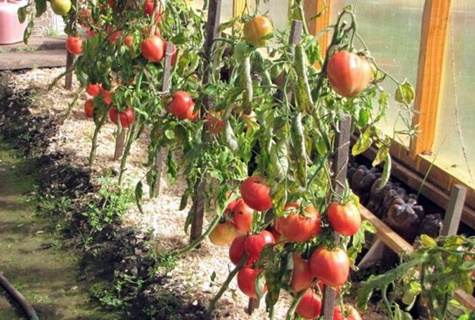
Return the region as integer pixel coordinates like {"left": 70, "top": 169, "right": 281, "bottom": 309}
{"left": 377, "top": 153, "right": 391, "bottom": 190}
{"left": 420, "top": 234, "right": 438, "bottom": 248}
{"left": 224, "top": 121, "right": 239, "bottom": 152}
{"left": 352, "top": 129, "right": 372, "bottom": 156}
{"left": 17, "top": 6, "right": 27, "bottom": 23}
{"left": 270, "top": 141, "right": 289, "bottom": 182}
{"left": 135, "top": 181, "right": 144, "bottom": 214}
{"left": 395, "top": 80, "right": 415, "bottom": 105}
{"left": 291, "top": 113, "right": 307, "bottom": 189}
{"left": 34, "top": 0, "right": 47, "bottom": 17}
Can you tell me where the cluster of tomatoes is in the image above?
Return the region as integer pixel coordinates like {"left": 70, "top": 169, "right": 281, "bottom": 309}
{"left": 208, "top": 175, "right": 363, "bottom": 319}
{"left": 69, "top": 0, "right": 199, "bottom": 127}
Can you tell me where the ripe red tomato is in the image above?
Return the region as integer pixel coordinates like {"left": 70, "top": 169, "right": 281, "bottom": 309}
{"left": 144, "top": 0, "right": 164, "bottom": 23}
{"left": 309, "top": 246, "right": 349, "bottom": 287}
{"left": 208, "top": 221, "right": 237, "bottom": 246}
{"left": 205, "top": 113, "right": 224, "bottom": 134}
{"left": 275, "top": 203, "right": 321, "bottom": 243}
{"left": 65, "top": 36, "right": 83, "bottom": 55}
{"left": 240, "top": 176, "right": 272, "bottom": 211}
{"left": 86, "top": 83, "right": 101, "bottom": 97}
{"left": 243, "top": 16, "right": 273, "bottom": 47}
{"left": 237, "top": 267, "right": 267, "bottom": 299}
{"left": 84, "top": 99, "right": 94, "bottom": 118}
{"left": 229, "top": 234, "right": 247, "bottom": 265}
{"left": 326, "top": 51, "right": 371, "bottom": 97}
{"left": 141, "top": 36, "right": 165, "bottom": 63}
{"left": 232, "top": 199, "right": 253, "bottom": 234}
{"left": 168, "top": 91, "right": 197, "bottom": 120}
{"left": 108, "top": 30, "right": 122, "bottom": 43}
{"left": 78, "top": 8, "right": 92, "bottom": 27}
{"left": 108, "top": 106, "right": 135, "bottom": 128}
{"left": 296, "top": 288, "right": 322, "bottom": 319}
{"left": 244, "top": 233, "right": 268, "bottom": 262}
{"left": 327, "top": 201, "right": 361, "bottom": 236}
{"left": 101, "top": 87, "right": 113, "bottom": 105}
{"left": 290, "top": 253, "right": 314, "bottom": 293}
{"left": 333, "top": 304, "right": 362, "bottom": 320}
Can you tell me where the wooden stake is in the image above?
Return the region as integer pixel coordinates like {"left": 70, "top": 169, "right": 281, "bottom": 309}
{"left": 441, "top": 184, "right": 467, "bottom": 236}
{"left": 65, "top": 51, "right": 75, "bottom": 90}
{"left": 114, "top": 129, "right": 126, "bottom": 160}
{"left": 189, "top": 0, "right": 222, "bottom": 244}
{"left": 153, "top": 42, "right": 174, "bottom": 197}
{"left": 322, "top": 114, "right": 352, "bottom": 319}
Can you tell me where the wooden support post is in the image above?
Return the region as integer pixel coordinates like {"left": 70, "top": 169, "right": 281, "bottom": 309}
{"left": 322, "top": 114, "right": 352, "bottom": 319}
{"left": 65, "top": 52, "right": 75, "bottom": 90}
{"left": 114, "top": 129, "right": 126, "bottom": 161}
{"left": 441, "top": 184, "right": 467, "bottom": 236}
{"left": 153, "top": 42, "right": 173, "bottom": 197}
{"left": 303, "top": 0, "right": 332, "bottom": 61}
{"left": 189, "top": 0, "right": 222, "bottom": 244}
{"left": 411, "top": 0, "right": 451, "bottom": 156}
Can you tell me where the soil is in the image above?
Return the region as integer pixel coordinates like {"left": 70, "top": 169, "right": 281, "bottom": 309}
{"left": 0, "top": 68, "right": 387, "bottom": 319}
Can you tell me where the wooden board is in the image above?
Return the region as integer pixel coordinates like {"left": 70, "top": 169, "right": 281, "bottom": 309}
{"left": 360, "top": 204, "right": 475, "bottom": 310}
{"left": 0, "top": 50, "right": 67, "bottom": 70}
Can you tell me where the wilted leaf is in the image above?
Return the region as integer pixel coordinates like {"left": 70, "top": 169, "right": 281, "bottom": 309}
{"left": 395, "top": 80, "right": 415, "bottom": 105}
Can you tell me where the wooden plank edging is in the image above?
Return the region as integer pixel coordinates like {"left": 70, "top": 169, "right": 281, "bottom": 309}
{"left": 359, "top": 205, "right": 475, "bottom": 310}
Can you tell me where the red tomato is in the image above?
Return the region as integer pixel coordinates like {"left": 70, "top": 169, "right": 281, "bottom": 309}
{"left": 205, "top": 113, "right": 224, "bottom": 134}
{"left": 101, "top": 87, "right": 113, "bottom": 105}
{"left": 208, "top": 221, "right": 237, "bottom": 246}
{"left": 290, "top": 253, "right": 314, "bottom": 293}
{"left": 333, "top": 304, "right": 362, "bottom": 320}
{"left": 78, "top": 8, "right": 92, "bottom": 27}
{"left": 84, "top": 27, "right": 98, "bottom": 39}
{"left": 168, "top": 91, "right": 197, "bottom": 120}
{"left": 296, "top": 288, "right": 322, "bottom": 319}
{"left": 108, "top": 30, "right": 122, "bottom": 43}
{"left": 309, "top": 246, "right": 349, "bottom": 287}
{"left": 276, "top": 203, "right": 321, "bottom": 243}
{"left": 326, "top": 51, "right": 371, "bottom": 97}
{"left": 141, "top": 36, "right": 165, "bottom": 63}
{"left": 237, "top": 267, "right": 267, "bottom": 299}
{"left": 240, "top": 176, "right": 272, "bottom": 211}
{"left": 85, "top": 83, "right": 101, "bottom": 97}
{"left": 327, "top": 201, "right": 361, "bottom": 236}
{"left": 65, "top": 36, "right": 83, "bottom": 55}
{"left": 260, "top": 230, "right": 275, "bottom": 245}
{"left": 108, "top": 106, "right": 135, "bottom": 128}
{"left": 244, "top": 234, "right": 266, "bottom": 262}
{"left": 229, "top": 235, "right": 247, "bottom": 265}
{"left": 243, "top": 16, "right": 273, "bottom": 47}
{"left": 84, "top": 99, "right": 94, "bottom": 118}
{"left": 144, "top": 0, "right": 164, "bottom": 23}
{"left": 232, "top": 199, "right": 253, "bottom": 234}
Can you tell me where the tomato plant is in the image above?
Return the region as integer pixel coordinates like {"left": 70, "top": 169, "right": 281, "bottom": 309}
{"left": 327, "top": 201, "right": 362, "bottom": 236}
